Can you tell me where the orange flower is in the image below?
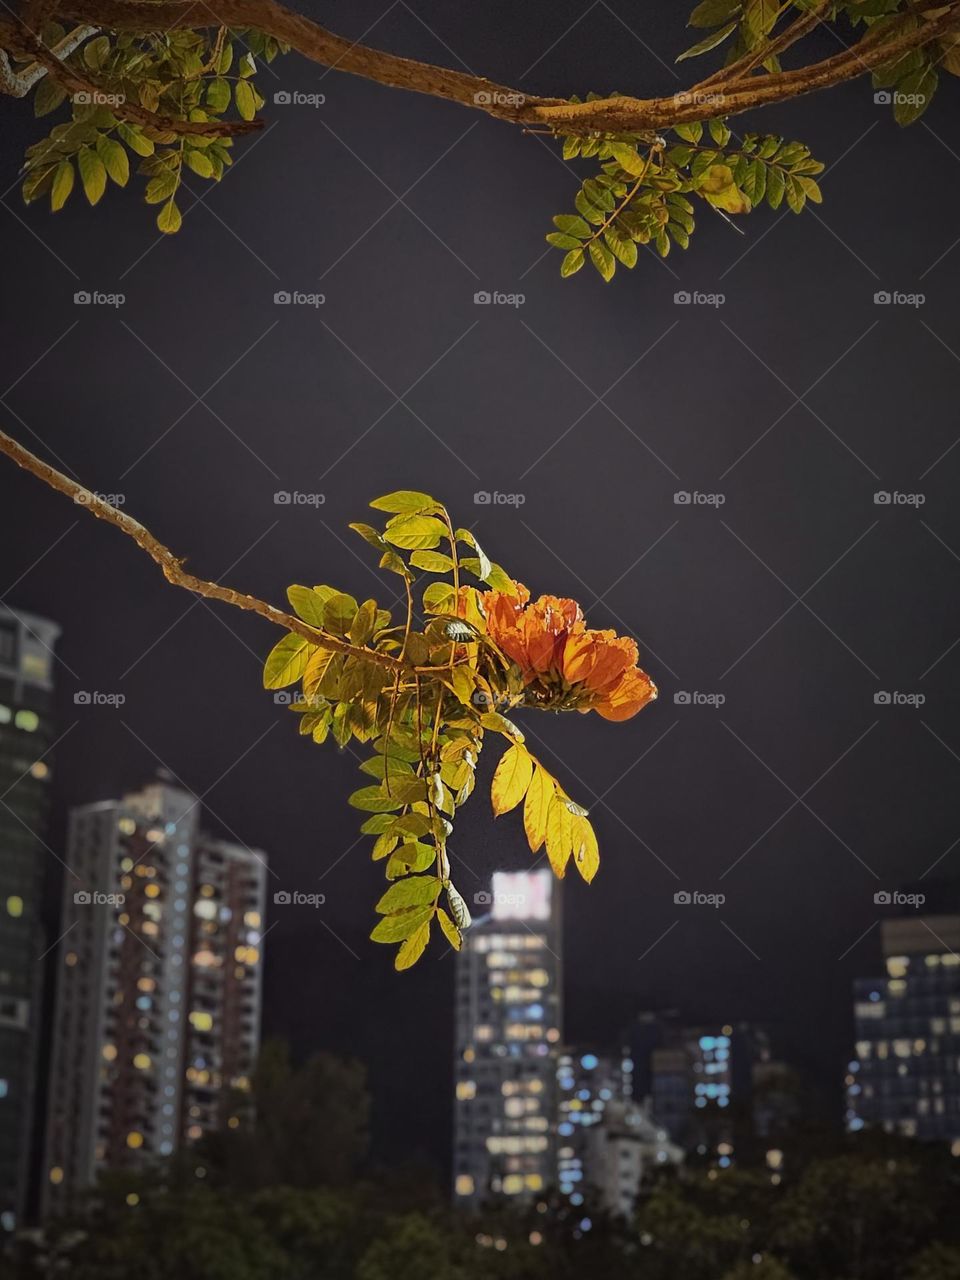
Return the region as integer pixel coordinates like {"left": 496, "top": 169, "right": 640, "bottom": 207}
{"left": 481, "top": 580, "right": 657, "bottom": 721}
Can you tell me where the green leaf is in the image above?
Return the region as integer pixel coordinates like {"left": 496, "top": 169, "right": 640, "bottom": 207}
{"left": 156, "top": 198, "right": 182, "bottom": 234}
{"left": 375, "top": 875, "right": 440, "bottom": 913}
{"left": 95, "top": 136, "right": 129, "bottom": 187}
{"left": 708, "top": 118, "right": 732, "bottom": 147}
{"left": 605, "top": 232, "right": 638, "bottom": 269}
{"left": 323, "top": 593, "right": 358, "bottom": 635}
{"left": 206, "top": 78, "right": 232, "bottom": 113}
{"left": 561, "top": 248, "right": 585, "bottom": 277}
{"left": 33, "top": 77, "right": 68, "bottom": 118}
{"left": 349, "top": 522, "right": 387, "bottom": 552}
{"left": 50, "top": 159, "right": 74, "bottom": 212}
{"left": 370, "top": 490, "right": 437, "bottom": 513}
{"left": 117, "top": 124, "right": 154, "bottom": 157}
{"left": 677, "top": 20, "right": 737, "bottom": 60}
{"left": 287, "top": 585, "right": 328, "bottom": 627}
{"left": 765, "top": 164, "right": 786, "bottom": 209}
{"left": 82, "top": 34, "right": 111, "bottom": 69}
{"left": 894, "top": 66, "right": 937, "bottom": 125}
{"left": 383, "top": 514, "right": 447, "bottom": 550}
{"left": 688, "top": 0, "right": 741, "bottom": 26}
{"left": 674, "top": 122, "right": 704, "bottom": 144}
{"left": 422, "top": 582, "right": 455, "bottom": 613}
{"left": 553, "top": 214, "right": 591, "bottom": 238}
{"left": 547, "top": 232, "right": 584, "bottom": 251}
{"left": 350, "top": 598, "right": 377, "bottom": 645}
{"left": 348, "top": 786, "right": 405, "bottom": 813}
{"left": 609, "top": 142, "right": 646, "bottom": 176}
{"left": 797, "top": 175, "right": 822, "bottom": 204}
{"left": 77, "top": 147, "right": 107, "bottom": 206}
{"left": 395, "top": 919, "right": 431, "bottom": 969}
{"left": 263, "top": 632, "right": 313, "bottom": 689}
{"left": 455, "top": 529, "right": 491, "bottom": 581}
{"left": 446, "top": 882, "right": 472, "bottom": 930}
{"left": 369, "top": 905, "right": 433, "bottom": 943}
{"left": 184, "top": 149, "right": 215, "bottom": 179}
{"left": 234, "top": 78, "right": 258, "bottom": 121}
{"left": 589, "top": 240, "right": 616, "bottom": 283}
{"left": 409, "top": 550, "right": 454, "bottom": 573}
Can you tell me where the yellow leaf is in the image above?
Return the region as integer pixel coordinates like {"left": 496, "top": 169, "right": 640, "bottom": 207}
{"left": 544, "top": 796, "right": 573, "bottom": 878}
{"left": 523, "top": 765, "right": 553, "bottom": 853}
{"left": 437, "top": 907, "right": 462, "bottom": 952}
{"left": 395, "top": 919, "right": 431, "bottom": 970}
{"left": 491, "top": 744, "right": 534, "bottom": 816}
{"left": 705, "top": 185, "right": 751, "bottom": 214}
{"left": 699, "top": 163, "right": 735, "bottom": 194}
{"left": 572, "top": 814, "right": 600, "bottom": 883}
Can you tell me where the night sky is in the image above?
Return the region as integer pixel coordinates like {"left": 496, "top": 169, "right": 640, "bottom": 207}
{"left": 2, "top": 1, "right": 959, "bottom": 1172}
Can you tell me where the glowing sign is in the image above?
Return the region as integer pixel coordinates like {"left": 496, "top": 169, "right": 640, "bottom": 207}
{"left": 491, "top": 870, "right": 552, "bottom": 922}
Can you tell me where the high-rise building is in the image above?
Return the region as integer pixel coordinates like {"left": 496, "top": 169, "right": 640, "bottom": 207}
{"left": 0, "top": 606, "right": 59, "bottom": 1235}
{"left": 43, "top": 779, "right": 267, "bottom": 1213}
{"left": 847, "top": 913, "right": 960, "bottom": 1146}
{"left": 452, "top": 869, "right": 561, "bottom": 1207}
{"left": 557, "top": 1047, "right": 681, "bottom": 1213}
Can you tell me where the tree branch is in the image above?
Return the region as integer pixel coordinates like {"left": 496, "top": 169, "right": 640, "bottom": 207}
{"left": 50, "top": 0, "right": 959, "bottom": 132}
{"left": 0, "top": 425, "right": 407, "bottom": 673}
{"left": 0, "top": 22, "right": 95, "bottom": 97}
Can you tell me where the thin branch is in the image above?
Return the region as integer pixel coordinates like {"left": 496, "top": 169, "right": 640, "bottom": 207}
{"left": 0, "top": 425, "right": 406, "bottom": 672}
{"left": 0, "top": 22, "right": 95, "bottom": 97}
{"left": 695, "top": 0, "right": 834, "bottom": 92}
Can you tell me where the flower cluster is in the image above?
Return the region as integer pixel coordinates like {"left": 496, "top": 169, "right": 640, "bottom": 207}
{"left": 481, "top": 581, "right": 657, "bottom": 721}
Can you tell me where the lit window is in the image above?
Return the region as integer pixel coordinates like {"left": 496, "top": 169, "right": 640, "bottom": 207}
{"left": 49, "top": 1167, "right": 64, "bottom": 1185}
{"left": 0, "top": 705, "right": 10, "bottom": 724}
{"left": 6, "top": 896, "right": 23, "bottom": 918}
{"left": 133, "top": 1053, "right": 151, "bottom": 1070}
{"left": 126, "top": 1132, "right": 144, "bottom": 1149}
{"left": 30, "top": 761, "right": 49, "bottom": 780}
{"left": 14, "top": 710, "right": 39, "bottom": 732}
{"left": 145, "top": 883, "right": 160, "bottom": 899}
{"left": 102, "top": 1044, "right": 117, "bottom": 1061}
{"left": 456, "top": 1081, "right": 476, "bottom": 1100}
{"left": 455, "top": 1175, "right": 474, "bottom": 1196}
{"left": 189, "top": 1011, "right": 214, "bottom": 1032}
{"left": 126, "top": 1193, "right": 139, "bottom": 1207}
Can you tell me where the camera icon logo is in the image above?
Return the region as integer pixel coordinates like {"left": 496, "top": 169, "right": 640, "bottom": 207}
{"left": 873, "top": 491, "right": 891, "bottom": 504}
{"left": 674, "top": 491, "right": 692, "bottom": 505}
{"left": 474, "top": 291, "right": 491, "bottom": 305}
{"left": 74, "top": 691, "right": 91, "bottom": 704}
{"left": 674, "top": 891, "right": 691, "bottom": 905}
{"left": 673, "top": 691, "right": 691, "bottom": 705}
{"left": 674, "top": 291, "right": 691, "bottom": 304}
{"left": 874, "top": 691, "right": 892, "bottom": 705}
{"left": 472, "top": 689, "right": 493, "bottom": 707}
{"left": 274, "top": 291, "right": 291, "bottom": 305}
{"left": 273, "top": 90, "right": 292, "bottom": 104}
{"left": 74, "top": 291, "right": 91, "bottom": 305}
{"left": 874, "top": 291, "right": 891, "bottom": 305}
{"left": 73, "top": 890, "right": 91, "bottom": 905}
{"left": 474, "top": 890, "right": 492, "bottom": 906}
{"left": 874, "top": 890, "right": 892, "bottom": 905}
{"left": 74, "top": 90, "right": 92, "bottom": 105}
{"left": 474, "top": 490, "right": 492, "bottom": 504}
{"left": 274, "top": 491, "right": 292, "bottom": 504}
{"left": 273, "top": 890, "right": 291, "bottom": 905}
{"left": 474, "top": 91, "right": 491, "bottom": 105}
{"left": 874, "top": 90, "right": 892, "bottom": 105}
{"left": 273, "top": 691, "right": 294, "bottom": 705}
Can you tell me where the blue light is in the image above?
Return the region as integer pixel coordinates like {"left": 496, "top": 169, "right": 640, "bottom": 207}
{"left": 849, "top": 1117, "right": 865, "bottom": 1132}
{"left": 580, "top": 1054, "right": 599, "bottom": 1070}
{"left": 699, "top": 1036, "right": 716, "bottom": 1050}
{"left": 718, "top": 1156, "right": 731, "bottom": 1168}
{"left": 577, "top": 1089, "right": 590, "bottom": 1101}
{"left": 869, "top": 991, "right": 881, "bottom": 1002}
{"left": 580, "top": 1218, "right": 592, "bottom": 1231}
{"left": 558, "top": 1122, "right": 574, "bottom": 1137}
{"left": 570, "top": 1193, "right": 584, "bottom": 1206}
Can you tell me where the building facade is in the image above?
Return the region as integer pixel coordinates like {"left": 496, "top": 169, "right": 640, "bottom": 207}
{"left": 43, "top": 779, "right": 267, "bottom": 1212}
{"left": 453, "top": 869, "right": 562, "bottom": 1206}
{"left": 558, "top": 1048, "right": 680, "bottom": 1213}
{"left": 0, "top": 606, "right": 60, "bottom": 1235}
{"left": 848, "top": 914, "right": 960, "bottom": 1146}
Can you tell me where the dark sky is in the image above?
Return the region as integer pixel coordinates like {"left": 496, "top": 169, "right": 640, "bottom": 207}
{"left": 2, "top": 1, "right": 959, "bottom": 1171}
